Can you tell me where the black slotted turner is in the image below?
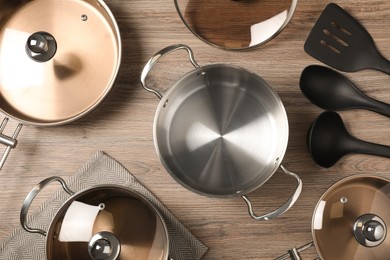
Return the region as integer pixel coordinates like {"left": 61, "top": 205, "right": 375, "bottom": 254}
{"left": 304, "top": 3, "right": 390, "bottom": 75}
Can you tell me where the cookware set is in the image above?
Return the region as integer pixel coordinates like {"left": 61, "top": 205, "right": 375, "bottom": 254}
{"left": 0, "top": 0, "right": 386, "bottom": 259}
{"left": 303, "top": 4, "right": 390, "bottom": 169}
{"left": 301, "top": 66, "right": 390, "bottom": 167}
{"left": 276, "top": 3, "right": 390, "bottom": 259}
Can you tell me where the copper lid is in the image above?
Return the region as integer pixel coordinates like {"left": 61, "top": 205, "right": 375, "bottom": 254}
{"left": 0, "top": 0, "right": 121, "bottom": 125}
{"left": 312, "top": 175, "right": 390, "bottom": 260}
{"left": 174, "top": 0, "right": 297, "bottom": 50}
{"left": 47, "top": 187, "right": 169, "bottom": 260}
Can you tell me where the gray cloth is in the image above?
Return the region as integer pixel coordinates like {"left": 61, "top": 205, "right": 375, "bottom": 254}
{"left": 0, "top": 151, "right": 208, "bottom": 260}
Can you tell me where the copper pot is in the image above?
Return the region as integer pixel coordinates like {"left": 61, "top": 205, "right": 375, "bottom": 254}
{"left": 174, "top": 0, "right": 298, "bottom": 50}
{"left": 0, "top": 0, "right": 122, "bottom": 168}
{"left": 278, "top": 175, "right": 390, "bottom": 260}
{"left": 20, "top": 177, "right": 170, "bottom": 260}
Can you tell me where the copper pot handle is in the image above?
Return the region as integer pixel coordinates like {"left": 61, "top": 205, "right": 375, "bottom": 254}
{"left": 140, "top": 44, "right": 200, "bottom": 99}
{"left": 0, "top": 118, "right": 23, "bottom": 171}
{"left": 20, "top": 176, "right": 74, "bottom": 236}
{"left": 242, "top": 165, "right": 302, "bottom": 221}
{"left": 275, "top": 242, "right": 318, "bottom": 260}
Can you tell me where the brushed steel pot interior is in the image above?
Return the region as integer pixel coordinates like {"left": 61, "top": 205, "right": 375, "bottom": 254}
{"left": 153, "top": 64, "right": 289, "bottom": 197}
{"left": 141, "top": 44, "right": 301, "bottom": 221}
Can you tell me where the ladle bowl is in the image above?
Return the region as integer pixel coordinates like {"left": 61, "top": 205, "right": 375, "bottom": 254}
{"left": 307, "top": 111, "right": 390, "bottom": 168}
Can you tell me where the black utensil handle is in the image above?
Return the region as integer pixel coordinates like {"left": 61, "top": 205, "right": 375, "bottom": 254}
{"left": 352, "top": 138, "right": 390, "bottom": 158}
{"left": 374, "top": 54, "right": 390, "bottom": 75}
{"left": 367, "top": 98, "right": 390, "bottom": 118}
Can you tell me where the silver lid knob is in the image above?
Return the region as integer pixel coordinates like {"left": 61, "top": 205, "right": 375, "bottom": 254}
{"left": 88, "top": 231, "right": 121, "bottom": 260}
{"left": 363, "top": 220, "right": 385, "bottom": 242}
{"left": 354, "top": 214, "right": 387, "bottom": 247}
{"left": 26, "top": 31, "right": 57, "bottom": 62}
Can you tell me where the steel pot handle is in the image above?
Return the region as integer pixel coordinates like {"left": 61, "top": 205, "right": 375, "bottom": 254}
{"left": 0, "top": 117, "right": 23, "bottom": 171}
{"left": 242, "top": 165, "right": 302, "bottom": 221}
{"left": 140, "top": 44, "right": 200, "bottom": 99}
{"left": 20, "top": 176, "right": 74, "bottom": 236}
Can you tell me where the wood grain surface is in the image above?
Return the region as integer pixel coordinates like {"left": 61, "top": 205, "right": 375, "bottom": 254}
{"left": 1, "top": 0, "right": 390, "bottom": 259}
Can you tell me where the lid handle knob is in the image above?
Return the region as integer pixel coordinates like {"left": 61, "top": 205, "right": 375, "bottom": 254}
{"left": 354, "top": 214, "right": 387, "bottom": 247}
{"left": 89, "top": 231, "right": 121, "bottom": 260}
{"left": 363, "top": 220, "right": 385, "bottom": 242}
{"left": 26, "top": 31, "right": 57, "bottom": 62}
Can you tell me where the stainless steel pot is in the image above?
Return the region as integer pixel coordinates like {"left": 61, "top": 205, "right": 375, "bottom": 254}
{"left": 20, "top": 177, "right": 170, "bottom": 260}
{"left": 277, "top": 175, "right": 390, "bottom": 260}
{"left": 141, "top": 44, "right": 302, "bottom": 220}
{"left": 0, "top": 0, "right": 122, "bottom": 169}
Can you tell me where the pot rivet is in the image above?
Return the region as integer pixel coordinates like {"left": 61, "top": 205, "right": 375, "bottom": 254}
{"left": 81, "top": 14, "right": 88, "bottom": 21}
{"left": 274, "top": 157, "right": 280, "bottom": 164}
{"left": 340, "top": 196, "right": 348, "bottom": 204}
{"left": 163, "top": 100, "right": 169, "bottom": 108}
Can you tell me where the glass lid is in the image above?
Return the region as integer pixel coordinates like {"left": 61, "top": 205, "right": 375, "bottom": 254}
{"left": 48, "top": 187, "right": 169, "bottom": 260}
{"left": 0, "top": 0, "right": 121, "bottom": 125}
{"left": 174, "top": 0, "right": 297, "bottom": 50}
{"left": 312, "top": 175, "right": 390, "bottom": 260}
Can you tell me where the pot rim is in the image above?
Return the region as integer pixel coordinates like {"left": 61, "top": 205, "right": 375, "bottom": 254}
{"left": 173, "top": 0, "right": 299, "bottom": 51}
{"left": 152, "top": 63, "right": 289, "bottom": 198}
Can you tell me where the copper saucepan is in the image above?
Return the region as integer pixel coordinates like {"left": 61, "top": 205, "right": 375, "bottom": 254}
{"left": 20, "top": 176, "right": 170, "bottom": 260}
{"left": 278, "top": 175, "right": 390, "bottom": 260}
{"left": 0, "top": 0, "right": 122, "bottom": 169}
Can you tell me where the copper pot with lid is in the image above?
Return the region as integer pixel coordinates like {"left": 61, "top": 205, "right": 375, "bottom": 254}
{"left": 20, "top": 177, "right": 170, "bottom": 260}
{"left": 0, "top": 0, "right": 122, "bottom": 169}
{"left": 278, "top": 175, "right": 390, "bottom": 260}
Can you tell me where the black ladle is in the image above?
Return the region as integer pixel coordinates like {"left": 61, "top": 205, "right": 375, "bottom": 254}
{"left": 307, "top": 111, "right": 390, "bottom": 168}
{"left": 300, "top": 65, "right": 390, "bottom": 117}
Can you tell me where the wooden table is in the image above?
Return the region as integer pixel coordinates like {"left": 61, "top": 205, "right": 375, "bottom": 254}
{"left": 1, "top": 0, "right": 390, "bottom": 259}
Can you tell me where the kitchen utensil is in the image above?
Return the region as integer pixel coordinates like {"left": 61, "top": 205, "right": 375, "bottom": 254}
{"left": 20, "top": 176, "right": 170, "bottom": 260}
{"left": 277, "top": 175, "right": 390, "bottom": 260}
{"left": 174, "top": 0, "right": 298, "bottom": 50}
{"left": 304, "top": 3, "right": 390, "bottom": 74}
{"left": 307, "top": 111, "right": 390, "bottom": 168}
{"left": 0, "top": 0, "right": 122, "bottom": 169}
{"left": 141, "top": 44, "right": 302, "bottom": 221}
{"left": 300, "top": 65, "right": 390, "bottom": 116}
